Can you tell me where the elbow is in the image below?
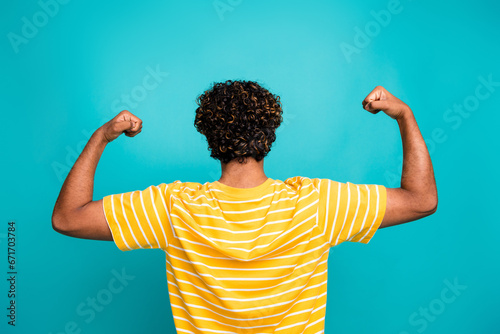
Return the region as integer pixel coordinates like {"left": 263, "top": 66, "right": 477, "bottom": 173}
{"left": 52, "top": 210, "right": 72, "bottom": 234}
{"left": 51, "top": 212, "right": 64, "bottom": 233}
{"left": 416, "top": 191, "right": 438, "bottom": 217}
{"left": 422, "top": 199, "right": 438, "bottom": 216}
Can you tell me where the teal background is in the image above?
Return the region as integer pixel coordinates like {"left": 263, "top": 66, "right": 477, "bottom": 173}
{"left": 2, "top": 0, "right": 499, "bottom": 333}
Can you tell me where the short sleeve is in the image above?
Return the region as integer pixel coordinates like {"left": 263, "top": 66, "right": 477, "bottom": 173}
{"left": 102, "top": 183, "right": 173, "bottom": 251}
{"left": 319, "top": 179, "right": 387, "bottom": 247}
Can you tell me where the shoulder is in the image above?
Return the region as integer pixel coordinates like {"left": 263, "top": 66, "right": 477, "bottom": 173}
{"left": 159, "top": 180, "right": 205, "bottom": 192}
{"left": 157, "top": 180, "right": 214, "bottom": 199}
{"left": 283, "top": 176, "right": 325, "bottom": 192}
{"left": 285, "top": 177, "right": 350, "bottom": 195}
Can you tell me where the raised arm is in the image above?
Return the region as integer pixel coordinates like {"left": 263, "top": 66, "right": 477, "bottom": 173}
{"left": 51, "top": 110, "right": 143, "bottom": 240}
{"left": 363, "top": 86, "right": 438, "bottom": 228}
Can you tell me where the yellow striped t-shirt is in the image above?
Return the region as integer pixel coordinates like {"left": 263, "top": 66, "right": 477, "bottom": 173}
{"left": 102, "top": 176, "right": 387, "bottom": 333}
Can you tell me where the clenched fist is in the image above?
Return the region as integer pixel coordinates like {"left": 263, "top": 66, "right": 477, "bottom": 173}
{"left": 362, "top": 86, "right": 411, "bottom": 120}
{"left": 100, "top": 110, "right": 143, "bottom": 143}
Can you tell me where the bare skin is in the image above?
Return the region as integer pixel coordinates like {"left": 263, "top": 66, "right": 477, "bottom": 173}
{"left": 218, "top": 157, "right": 268, "bottom": 188}
{"left": 51, "top": 86, "right": 437, "bottom": 242}
{"left": 362, "top": 86, "right": 437, "bottom": 228}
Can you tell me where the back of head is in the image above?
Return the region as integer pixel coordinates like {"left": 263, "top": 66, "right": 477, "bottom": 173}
{"left": 194, "top": 80, "right": 283, "bottom": 164}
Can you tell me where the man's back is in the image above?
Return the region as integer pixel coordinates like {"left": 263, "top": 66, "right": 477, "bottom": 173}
{"left": 103, "top": 176, "right": 386, "bottom": 333}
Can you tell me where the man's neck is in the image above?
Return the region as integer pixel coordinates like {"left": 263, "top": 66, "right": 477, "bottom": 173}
{"left": 218, "top": 157, "right": 268, "bottom": 188}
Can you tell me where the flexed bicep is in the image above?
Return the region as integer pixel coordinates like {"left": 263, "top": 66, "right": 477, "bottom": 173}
{"left": 380, "top": 188, "right": 437, "bottom": 229}
{"left": 53, "top": 199, "right": 114, "bottom": 241}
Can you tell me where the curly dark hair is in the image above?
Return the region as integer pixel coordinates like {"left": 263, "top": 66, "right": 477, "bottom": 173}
{"left": 194, "top": 80, "right": 283, "bottom": 164}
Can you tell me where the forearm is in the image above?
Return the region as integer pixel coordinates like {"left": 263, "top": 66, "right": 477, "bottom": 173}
{"left": 52, "top": 128, "right": 108, "bottom": 227}
{"left": 363, "top": 86, "right": 438, "bottom": 227}
{"left": 397, "top": 108, "right": 437, "bottom": 212}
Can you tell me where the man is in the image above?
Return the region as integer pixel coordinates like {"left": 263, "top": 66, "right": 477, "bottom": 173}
{"left": 52, "top": 80, "right": 437, "bottom": 333}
